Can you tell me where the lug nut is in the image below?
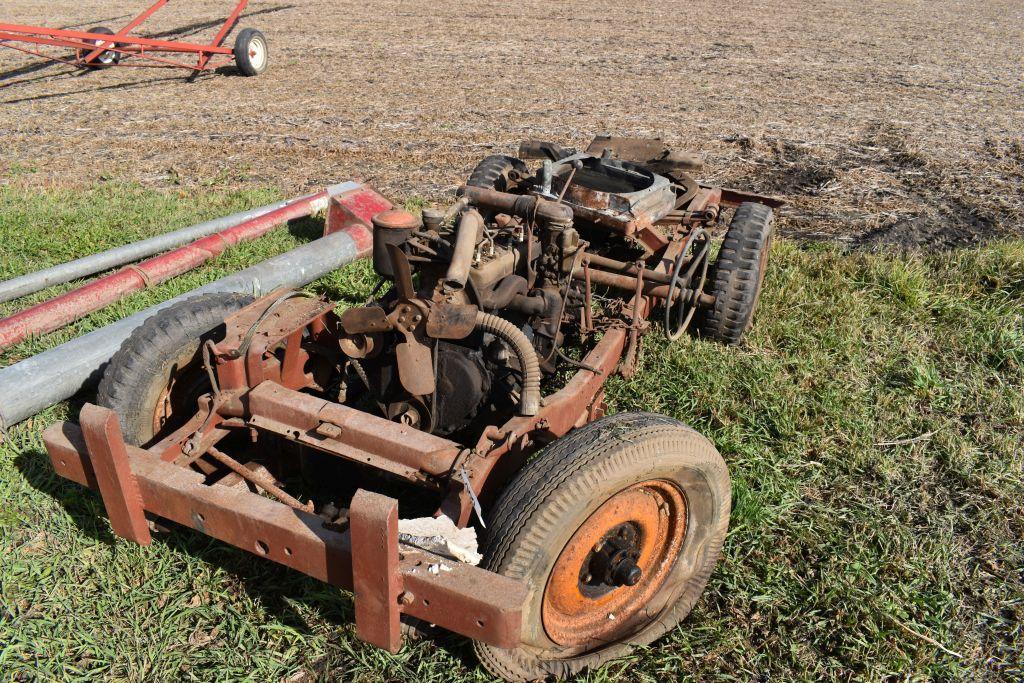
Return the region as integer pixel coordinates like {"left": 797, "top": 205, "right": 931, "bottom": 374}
{"left": 613, "top": 561, "right": 643, "bottom": 587}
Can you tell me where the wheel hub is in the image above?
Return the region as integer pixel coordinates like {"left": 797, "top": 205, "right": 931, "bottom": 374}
{"left": 151, "top": 357, "right": 211, "bottom": 441}
{"left": 542, "top": 480, "right": 687, "bottom": 646}
{"left": 580, "top": 523, "right": 643, "bottom": 590}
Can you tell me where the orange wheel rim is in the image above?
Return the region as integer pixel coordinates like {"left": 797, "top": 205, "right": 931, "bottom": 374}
{"left": 542, "top": 480, "right": 687, "bottom": 646}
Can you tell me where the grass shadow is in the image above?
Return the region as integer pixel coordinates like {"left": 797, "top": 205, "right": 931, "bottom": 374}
{"left": 0, "top": 73, "right": 201, "bottom": 105}
{"left": 139, "top": 4, "right": 297, "bottom": 42}
{"left": 15, "top": 445, "right": 116, "bottom": 545}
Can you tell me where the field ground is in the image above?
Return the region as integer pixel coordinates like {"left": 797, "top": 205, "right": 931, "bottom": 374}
{"left": 0, "top": 184, "right": 1022, "bottom": 680}
{"left": 1, "top": 0, "right": 1022, "bottom": 250}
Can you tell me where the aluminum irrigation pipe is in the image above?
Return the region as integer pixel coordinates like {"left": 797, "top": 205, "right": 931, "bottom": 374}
{"left": 0, "top": 189, "right": 334, "bottom": 350}
{"left": 0, "top": 192, "right": 321, "bottom": 304}
{"left": 0, "top": 182, "right": 378, "bottom": 432}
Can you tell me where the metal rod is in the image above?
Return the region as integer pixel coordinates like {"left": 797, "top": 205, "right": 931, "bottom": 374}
{"left": 583, "top": 253, "right": 673, "bottom": 285}
{"left": 0, "top": 192, "right": 334, "bottom": 350}
{"left": 573, "top": 266, "right": 671, "bottom": 300}
{"left": 81, "top": 0, "right": 169, "bottom": 63}
{"left": 207, "top": 445, "right": 312, "bottom": 512}
{"left": 583, "top": 259, "right": 593, "bottom": 333}
{"left": 0, "top": 187, "right": 376, "bottom": 431}
{"left": 0, "top": 23, "right": 236, "bottom": 54}
{"left": 0, "top": 193, "right": 322, "bottom": 304}
{"left": 209, "top": 0, "right": 250, "bottom": 49}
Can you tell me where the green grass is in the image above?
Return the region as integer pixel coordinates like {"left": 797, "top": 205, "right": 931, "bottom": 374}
{"left": 1, "top": 183, "right": 1022, "bottom": 681}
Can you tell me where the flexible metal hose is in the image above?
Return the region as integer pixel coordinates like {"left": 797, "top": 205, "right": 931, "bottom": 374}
{"left": 474, "top": 311, "right": 541, "bottom": 416}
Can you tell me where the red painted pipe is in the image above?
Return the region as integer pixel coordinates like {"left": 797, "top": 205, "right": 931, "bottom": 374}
{"left": 0, "top": 191, "right": 330, "bottom": 351}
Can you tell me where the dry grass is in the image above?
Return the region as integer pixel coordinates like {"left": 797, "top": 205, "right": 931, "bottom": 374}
{"left": 1, "top": 0, "right": 1022, "bottom": 249}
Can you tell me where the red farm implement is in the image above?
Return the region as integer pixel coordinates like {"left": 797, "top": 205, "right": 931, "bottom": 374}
{"left": 0, "top": 1, "right": 268, "bottom": 76}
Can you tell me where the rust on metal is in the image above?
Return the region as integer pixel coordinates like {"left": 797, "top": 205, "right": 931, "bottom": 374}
{"left": 206, "top": 445, "right": 313, "bottom": 512}
{"left": 542, "top": 480, "right": 687, "bottom": 646}
{"left": 42, "top": 416, "right": 527, "bottom": 648}
{"left": 38, "top": 136, "right": 775, "bottom": 664}
{"left": 425, "top": 302, "right": 478, "bottom": 340}
{"left": 246, "top": 381, "right": 462, "bottom": 479}
{"left": 79, "top": 405, "right": 152, "bottom": 545}
{"left": 350, "top": 490, "right": 403, "bottom": 652}
{"left": 341, "top": 305, "right": 391, "bottom": 334}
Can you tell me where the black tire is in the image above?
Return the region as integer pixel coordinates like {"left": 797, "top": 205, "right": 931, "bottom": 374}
{"left": 79, "top": 27, "right": 121, "bottom": 68}
{"left": 474, "top": 412, "right": 730, "bottom": 681}
{"left": 696, "top": 202, "right": 774, "bottom": 345}
{"left": 233, "top": 28, "right": 268, "bottom": 77}
{"left": 467, "top": 155, "right": 529, "bottom": 192}
{"left": 97, "top": 293, "right": 253, "bottom": 446}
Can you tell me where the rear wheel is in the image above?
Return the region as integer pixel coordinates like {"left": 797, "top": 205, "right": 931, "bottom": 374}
{"left": 97, "top": 293, "right": 253, "bottom": 446}
{"left": 467, "top": 154, "right": 529, "bottom": 192}
{"left": 233, "top": 28, "right": 268, "bottom": 77}
{"left": 78, "top": 27, "right": 121, "bottom": 68}
{"left": 474, "top": 412, "right": 730, "bottom": 681}
{"left": 696, "top": 201, "right": 774, "bottom": 345}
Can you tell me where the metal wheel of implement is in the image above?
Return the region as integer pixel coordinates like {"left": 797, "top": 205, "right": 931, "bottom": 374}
{"left": 542, "top": 479, "right": 687, "bottom": 645}
{"left": 78, "top": 27, "right": 121, "bottom": 68}
{"left": 233, "top": 28, "right": 268, "bottom": 77}
{"left": 664, "top": 227, "right": 711, "bottom": 341}
{"left": 97, "top": 293, "right": 253, "bottom": 446}
{"left": 474, "top": 412, "right": 730, "bottom": 681}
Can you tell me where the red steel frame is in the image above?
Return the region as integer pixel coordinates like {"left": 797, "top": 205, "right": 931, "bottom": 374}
{"left": 0, "top": 0, "right": 251, "bottom": 72}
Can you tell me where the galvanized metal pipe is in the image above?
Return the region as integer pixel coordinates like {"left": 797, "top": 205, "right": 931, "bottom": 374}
{"left": 0, "top": 193, "right": 321, "bottom": 304}
{"left": 0, "top": 190, "right": 374, "bottom": 431}
{"left": 0, "top": 191, "right": 338, "bottom": 351}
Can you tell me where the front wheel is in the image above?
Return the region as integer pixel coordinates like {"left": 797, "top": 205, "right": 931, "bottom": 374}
{"left": 474, "top": 412, "right": 730, "bottom": 681}
{"left": 233, "top": 28, "right": 269, "bottom": 77}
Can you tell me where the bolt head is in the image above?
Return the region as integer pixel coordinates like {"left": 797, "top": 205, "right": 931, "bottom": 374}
{"left": 614, "top": 562, "right": 643, "bottom": 587}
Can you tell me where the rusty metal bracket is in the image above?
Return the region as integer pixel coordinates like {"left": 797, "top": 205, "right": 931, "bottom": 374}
{"left": 79, "top": 405, "right": 152, "bottom": 545}
{"left": 44, "top": 413, "right": 527, "bottom": 649}
{"left": 350, "top": 489, "right": 403, "bottom": 652}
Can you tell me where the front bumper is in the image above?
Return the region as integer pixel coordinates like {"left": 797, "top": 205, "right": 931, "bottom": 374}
{"left": 43, "top": 405, "right": 526, "bottom": 653}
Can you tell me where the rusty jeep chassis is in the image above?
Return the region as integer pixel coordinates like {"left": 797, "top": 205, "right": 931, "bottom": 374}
{"left": 41, "top": 176, "right": 760, "bottom": 654}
